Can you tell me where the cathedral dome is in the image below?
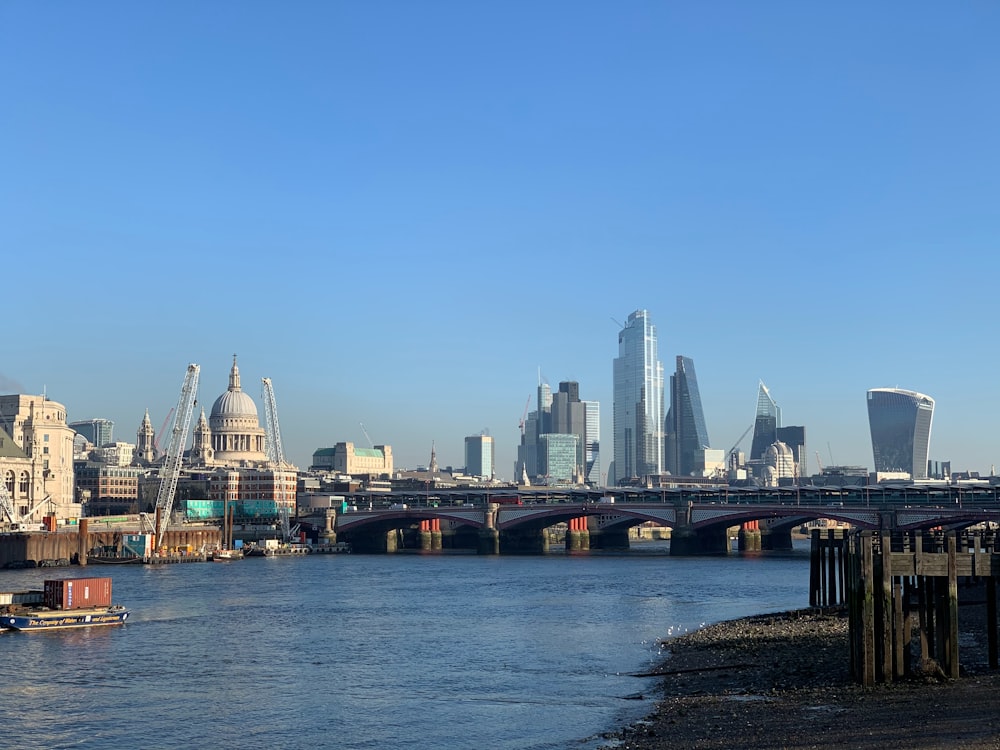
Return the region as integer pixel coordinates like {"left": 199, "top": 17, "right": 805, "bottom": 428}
{"left": 209, "top": 356, "right": 258, "bottom": 419}
{"left": 211, "top": 389, "right": 258, "bottom": 419}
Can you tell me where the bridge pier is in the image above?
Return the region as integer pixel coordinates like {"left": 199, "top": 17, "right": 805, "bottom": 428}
{"left": 738, "top": 522, "right": 761, "bottom": 552}
{"left": 588, "top": 528, "right": 630, "bottom": 551}
{"left": 567, "top": 517, "right": 590, "bottom": 552}
{"left": 670, "top": 526, "right": 731, "bottom": 556}
{"left": 419, "top": 520, "right": 444, "bottom": 552}
{"left": 760, "top": 527, "right": 793, "bottom": 551}
{"left": 477, "top": 528, "right": 499, "bottom": 555}
{"left": 500, "top": 528, "right": 549, "bottom": 554}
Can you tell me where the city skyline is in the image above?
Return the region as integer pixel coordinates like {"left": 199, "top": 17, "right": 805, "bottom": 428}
{"left": 4, "top": 4, "right": 1000, "bottom": 478}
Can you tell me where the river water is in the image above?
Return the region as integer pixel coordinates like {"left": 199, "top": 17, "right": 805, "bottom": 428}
{"left": 0, "top": 541, "right": 811, "bottom": 749}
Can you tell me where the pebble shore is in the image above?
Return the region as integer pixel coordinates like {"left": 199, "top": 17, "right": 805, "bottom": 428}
{"left": 595, "top": 600, "right": 1000, "bottom": 750}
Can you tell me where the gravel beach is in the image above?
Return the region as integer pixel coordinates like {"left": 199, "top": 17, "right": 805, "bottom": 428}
{"left": 596, "top": 596, "right": 1000, "bottom": 750}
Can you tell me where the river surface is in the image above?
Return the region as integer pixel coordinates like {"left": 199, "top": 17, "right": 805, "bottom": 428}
{"left": 0, "top": 541, "right": 811, "bottom": 749}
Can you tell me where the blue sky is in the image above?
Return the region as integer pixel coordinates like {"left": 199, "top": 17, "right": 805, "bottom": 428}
{"left": 3, "top": 2, "right": 999, "bottom": 479}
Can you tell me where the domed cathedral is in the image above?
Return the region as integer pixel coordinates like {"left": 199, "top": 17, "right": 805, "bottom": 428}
{"left": 206, "top": 356, "right": 267, "bottom": 467}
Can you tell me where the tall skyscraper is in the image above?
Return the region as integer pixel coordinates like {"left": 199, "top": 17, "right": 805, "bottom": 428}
{"left": 867, "top": 388, "right": 934, "bottom": 480}
{"left": 750, "top": 382, "right": 781, "bottom": 461}
{"left": 612, "top": 310, "right": 664, "bottom": 484}
{"left": 582, "top": 399, "right": 601, "bottom": 485}
{"left": 665, "top": 355, "right": 711, "bottom": 477}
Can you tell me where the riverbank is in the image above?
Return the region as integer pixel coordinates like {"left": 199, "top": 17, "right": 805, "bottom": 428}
{"left": 598, "top": 597, "right": 1000, "bottom": 749}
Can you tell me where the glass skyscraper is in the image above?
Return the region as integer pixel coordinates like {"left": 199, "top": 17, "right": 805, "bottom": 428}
{"left": 612, "top": 309, "right": 664, "bottom": 484}
{"left": 750, "top": 382, "right": 781, "bottom": 461}
{"left": 582, "top": 399, "right": 600, "bottom": 485}
{"left": 867, "top": 388, "right": 934, "bottom": 480}
{"left": 69, "top": 418, "right": 115, "bottom": 448}
{"left": 665, "top": 355, "right": 710, "bottom": 477}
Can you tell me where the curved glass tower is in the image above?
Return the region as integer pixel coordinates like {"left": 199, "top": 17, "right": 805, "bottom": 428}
{"left": 867, "top": 388, "right": 934, "bottom": 480}
{"left": 750, "top": 381, "right": 781, "bottom": 460}
{"left": 612, "top": 310, "right": 664, "bottom": 484}
{"left": 665, "top": 355, "right": 710, "bottom": 476}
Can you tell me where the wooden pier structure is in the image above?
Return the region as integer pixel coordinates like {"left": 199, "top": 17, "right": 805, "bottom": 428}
{"left": 813, "top": 529, "right": 1000, "bottom": 686}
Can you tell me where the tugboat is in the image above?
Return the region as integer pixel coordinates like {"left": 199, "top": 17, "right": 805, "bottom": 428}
{"left": 0, "top": 578, "right": 130, "bottom": 632}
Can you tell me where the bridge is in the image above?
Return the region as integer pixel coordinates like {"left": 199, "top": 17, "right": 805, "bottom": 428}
{"left": 327, "top": 484, "right": 1000, "bottom": 555}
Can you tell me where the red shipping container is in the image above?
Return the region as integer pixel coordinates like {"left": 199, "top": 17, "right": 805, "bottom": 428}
{"left": 43, "top": 578, "right": 113, "bottom": 611}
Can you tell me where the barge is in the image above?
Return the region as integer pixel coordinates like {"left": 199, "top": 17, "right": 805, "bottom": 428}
{"left": 1, "top": 577, "right": 130, "bottom": 632}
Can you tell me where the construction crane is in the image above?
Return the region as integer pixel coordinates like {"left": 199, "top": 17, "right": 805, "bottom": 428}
{"left": 261, "top": 377, "right": 285, "bottom": 465}
{"left": 728, "top": 423, "right": 754, "bottom": 459}
{"left": 815, "top": 451, "right": 824, "bottom": 475}
{"left": 153, "top": 363, "right": 200, "bottom": 550}
{"left": 0, "top": 478, "right": 15, "bottom": 528}
{"left": 518, "top": 394, "right": 532, "bottom": 436}
{"left": 153, "top": 406, "right": 175, "bottom": 456}
{"left": 262, "top": 377, "right": 291, "bottom": 541}
{"left": 360, "top": 422, "right": 374, "bottom": 449}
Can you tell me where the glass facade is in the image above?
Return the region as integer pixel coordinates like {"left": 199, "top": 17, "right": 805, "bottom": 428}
{"left": 582, "top": 400, "right": 600, "bottom": 486}
{"left": 867, "top": 388, "right": 934, "bottom": 480}
{"left": 665, "top": 356, "right": 710, "bottom": 477}
{"left": 465, "top": 434, "right": 494, "bottom": 479}
{"left": 612, "top": 310, "right": 664, "bottom": 483}
{"left": 750, "top": 382, "right": 781, "bottom": 461}
{"left": 540, "top": 433, "right": 580, "bottom": 485}
{"left": 70, "top": 418, "right": 115, "bottom": 448}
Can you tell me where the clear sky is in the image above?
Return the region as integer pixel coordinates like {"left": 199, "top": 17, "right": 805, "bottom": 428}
{"left": 3, "top": 2, "right": 999, "bottom": 480}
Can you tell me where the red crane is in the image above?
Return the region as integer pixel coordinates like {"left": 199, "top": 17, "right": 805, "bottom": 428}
{"left": 518, "top": 395, "right": 532, "bottom": 436}
{"left": 154, "top": 407, "right": 175, "bottom": 456}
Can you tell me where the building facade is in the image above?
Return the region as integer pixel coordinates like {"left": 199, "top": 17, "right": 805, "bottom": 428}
{"left": 665, "top": 355, "right": 711, "bottom": 477}
{"left": 612, "top": 310, "right": 664, "bottom": 484}
{"left": 313, "top": 442, "right": 393, "bottom": 479}
{"left": 582, "top": 399, "right": 601, "bottom": 485}
{"left": 867, "top": 387, "right": 934, "bottom": 480}
{"left": 0, "top": 394, "right": 79, "bottom": 522}
{"left": 74, "top": 462, "right": 142, "bottom": 516}
{"left": 69, "top": 418, "right": 114, "bottom": 448}
{"left": 464, "top": 433, "right": 495, "bottom": 479}
{"left": 540, "top": 433, "right": 580, "bottom": 485}
{"left": 750, "top": 381, "right": 781, "bottom": 461}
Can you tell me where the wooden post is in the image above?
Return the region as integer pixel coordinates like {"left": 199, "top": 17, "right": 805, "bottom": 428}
{"left": 810, "top": 529, "right": 821, "bottom": 607}
{"left": 861, "top": 531, "right": 876, "bottom": 687}
{"left": 946, "top": 533, "right": 960, "bottom": 678}
{"left": 988, "top": 576, "right": 998, "bottom": 670}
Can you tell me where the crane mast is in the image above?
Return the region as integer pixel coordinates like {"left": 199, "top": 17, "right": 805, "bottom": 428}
{"left": 0, "top": 481, "right": 15, "bottom": 527}
{"left": 261, "top": 377, "right": 291, "bottom": 541}
{"left": 261, "top": 377, "right": 285, "bottom": 465}
{"left": 153, "top": 364, "right": 200, "bottom": 549}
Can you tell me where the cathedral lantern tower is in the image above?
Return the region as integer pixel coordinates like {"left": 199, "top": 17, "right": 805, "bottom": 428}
{"left": 208, "top": 355, "right": 267, "bottom": 466}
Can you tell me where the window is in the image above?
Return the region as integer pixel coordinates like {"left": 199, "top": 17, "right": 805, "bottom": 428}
{"left": 18, "top": 472, "right": 29, "bottom": 497}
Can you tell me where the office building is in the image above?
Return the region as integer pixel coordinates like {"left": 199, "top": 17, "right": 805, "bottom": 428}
{"left": 612, "top": 310, "right": 664, "bottom": 484}
{"left": 69, "top": 418, "right": 114, "bottom": 448}
{"left": 776, "top": 425, "right": 807, "bottom": 478}
{"left": 665, "top": 356, "right": 711, "bottom": 477}
{"left": 582, "top": 400, "right": 601, "bottom": 485}
{"left": 750, "top": 382, "right": 781, "bottom": 461}
{"left": 465, "top": 433, "right": 495, "bottom": 480}
{"left": 551, "top": 381, "right": 587, "bottom": 479}
{"left": 540, "top": 433, "right": 580, "bottom": 485}
{"left": 867, "top": 387, "right": 934, "bottom": 480}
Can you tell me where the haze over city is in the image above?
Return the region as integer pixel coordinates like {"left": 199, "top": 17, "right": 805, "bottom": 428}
{"left": 4, "top": 3, "right": 999, "bottom": 480}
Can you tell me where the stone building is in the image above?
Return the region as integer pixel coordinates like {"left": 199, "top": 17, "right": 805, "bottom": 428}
{"left": 0, "top": 394, "right": 80, "bottom": 523}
